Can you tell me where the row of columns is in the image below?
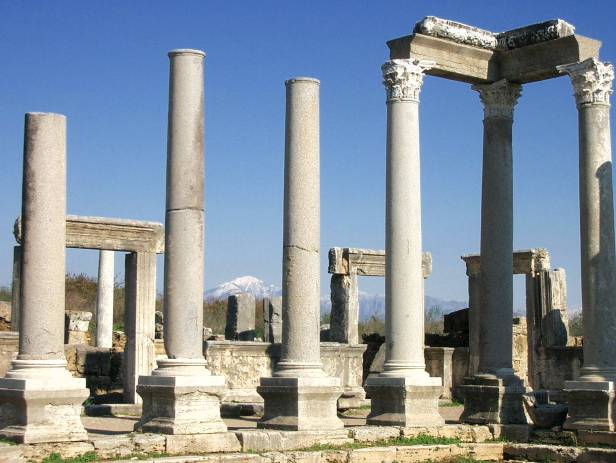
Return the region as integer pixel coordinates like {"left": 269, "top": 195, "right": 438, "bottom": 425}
{"left": 1, "top": 49, "right": 614, "bottom": 443}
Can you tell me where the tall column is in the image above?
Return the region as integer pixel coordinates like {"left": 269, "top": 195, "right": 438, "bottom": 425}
{"left": 460, "top": 79, "right": 527, "bottom": 425}
{"left": 10, "top": 246, "right": 21, "bottom": 331}
{"left": 558, "top": 58, "right": 616, "bottom": 431}
{"left": 95, "top": 250, "right": 114, "bottom": 348}
{"left": 135, "top": 50, "right": 226, "bottom": 435}
{"left": 258, "top": 78, "right": 343, "bottom": 430}
{"left": 0, "top": 113, "right": 88, "bottom": 443}
{"left": 365, "top": 59, "right": 444, "bottom": 427}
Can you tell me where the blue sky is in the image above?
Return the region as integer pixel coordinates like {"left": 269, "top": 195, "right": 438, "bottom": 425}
{"left": 1, "top": 1, "right": 615, "bottom": 311}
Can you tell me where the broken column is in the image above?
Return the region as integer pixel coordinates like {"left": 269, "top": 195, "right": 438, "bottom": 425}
{"left": 330, "top": 272, "right": 359, "bottom": 344}
{"left": 0, "top": 113, "right": 89, "bottom": 443}
{"left": 263, "top": 296, "right": 282, "bottom": 343}
{"left": 135, "top": 49, "right": 226, "bottom": 434}
{"left": 460, "top": 79, "right": 527, "bottom": 425}
{"left": 257, "top": 77, "right": 343, "bottom": 430}
{"left": 558, "top": 58, "right": 616, "bottom": 431}
{"left": 225, "top": 293, "right": 256, "bottom": 341}
{"left": 95, "top": 250, "right": 114, "bottom": 348}
{"left": 364, "top": 59, "right": 444, "bottom": 427}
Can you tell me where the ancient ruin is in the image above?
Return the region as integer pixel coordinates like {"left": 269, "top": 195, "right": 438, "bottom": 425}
{"left": 0, "top": 14, "right": 615, "bottom": 463}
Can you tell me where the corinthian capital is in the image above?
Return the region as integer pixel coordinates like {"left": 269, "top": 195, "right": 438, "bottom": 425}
{"left": 557, "top": 58, "right": 614, "bottom": 106}
{"left": 382, "top": 59, "right": 435, "bottom": 102}
{"left": 472, "top": 79, "right": 522, "bottom": 119}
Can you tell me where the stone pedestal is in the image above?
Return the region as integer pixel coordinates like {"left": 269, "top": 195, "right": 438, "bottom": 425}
{"left": 0, "top": 113, "right": 89, "bottom": 443}
{"left": 459, "top": 375, "right": 528, "bottom": 425}
{"left": 257, "top": 77, "right": 342, "bottom": 431}
{"left": 258, "top": 376, "right": 342, "bottom": 430}
{"left": 135, "top": 49, "right": 226, "bottom": 434}
{"left": 365, "top": 376, "right": 443, "bottom": 427}
{"left": 564, "top": 381, "right": 616, "bottom": 431}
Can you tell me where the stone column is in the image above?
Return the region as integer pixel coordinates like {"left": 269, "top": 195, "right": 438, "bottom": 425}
{"left": 461, "top": 255, "right": 481, "bottom": 375}
{"left": 364, "top": 59, "right": 444, "bottom": 427}
{"left": 10, "top": 246, "right": 21, "bottom": 332}
{"left": 95, "top": 250, "right": 114, "bottom": 348}
{"left": 0, "top": 113, "right": 88, "bottom": 443}
{"left": 135, "top": 50, "right": 226, "bottom": 434}
{"left": 460, "top": 80, "right": 527, "bottom": 425}
{"left": 330, "top": 272, "right": 359, "bottom": 344}
{"left": 558, "top": 58, "right": 616, "bottom": 431}
{"left": 257, "top": 77, "right": 343, "bottom": 430}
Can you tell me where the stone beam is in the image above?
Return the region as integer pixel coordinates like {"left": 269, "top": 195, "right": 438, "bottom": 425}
{"left": 328, "top": 247, "right": 432, "bottom": 278}
{"left": 14, "top": 215, "right": 164, "bottom": 253}
{"left": 461, "top": 248, "right": 550, "bottom": 276}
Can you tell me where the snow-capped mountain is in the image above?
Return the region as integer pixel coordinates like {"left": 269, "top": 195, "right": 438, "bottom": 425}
{"left": 204, "top": 275, "right": 281, "bottom": 301}
{"left": 205, "top": 275, "right": 467, "bottom": 319}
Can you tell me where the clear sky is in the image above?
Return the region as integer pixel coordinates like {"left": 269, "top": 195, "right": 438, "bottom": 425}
{"left": 1, "top": 0, "right": 615, "bottom": 311}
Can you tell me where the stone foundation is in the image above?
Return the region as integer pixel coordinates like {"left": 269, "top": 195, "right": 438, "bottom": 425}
{"left": 564, "top": 381, "right": 616, "bottom": 431}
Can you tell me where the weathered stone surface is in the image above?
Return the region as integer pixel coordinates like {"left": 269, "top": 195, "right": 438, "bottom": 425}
{"left": 264, "top": 297, "right": 282, "bottom": 344}
{"left": 400, "top": 424, "right": 492, "bottom": 443}
{"left": 64, "top": 311, "right": 92, "bottom": 345}
{"left": 349, "top": 426, "right": 400, "bottom": 443}
{"left": 564, "top": 382, "right": 616, "bottom": 431}
{"left": 328, "top": 248, "right": 432, "bottom": 278}
{"left": 236, "top": 429, "right": 350, "bottom": 452}
{"left": 577, "top": 429, "right": 616, "bottom": 446}
{"left": 413, "top": 16, "right": 498, "bottom": 50}
{"left": 460, "top": 376, "right": 529, "bottom": 425}
{"left": 19, "top": 441, "right": 95, "bottom": 462}
{"left": 503, "top": 443, "right": 580, "bottom": 462}
{"left": 165, "top": 432, "right": 241, "bottom": 454}
{"left": 225, "top": 293, "right": 256, "bottom": 341}
{"left": 0, "top": 332, "right": 18, "bottom": 378}
{"left": 496, "top": 19, "right": 575, "bottom": 50}
{"left": 488, "top": 424, "right": 531, "bottom": 442}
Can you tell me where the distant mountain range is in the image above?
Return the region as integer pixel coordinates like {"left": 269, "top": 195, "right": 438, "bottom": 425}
{"left": 205, "top": 276, "right": 467, "bottom": 320}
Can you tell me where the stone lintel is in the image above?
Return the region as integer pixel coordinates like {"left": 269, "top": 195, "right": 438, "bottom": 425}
{"left": 387, "top": 33, "right": 600, "bottom": 85}
{"left": 461, "top": 248, "right": 550, "bottom": 276}
{"left": 328, "top": 247, "right": 431, "bottom": 278}
{"left": 14, "top": 215, "right": 164, "bottom": 253}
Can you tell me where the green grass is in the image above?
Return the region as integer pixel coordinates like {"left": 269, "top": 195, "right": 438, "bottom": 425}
{"left": 0, "top": 437, "right": 16, "bottom": 446}
{"left": 299, "top": 434, "right": 462, "bottom": 451}
{"left": 439, "top": 399, "right": 464, "bottom": 407}
{"left": 41, "top": 452, "right": 97, "bottom": 463}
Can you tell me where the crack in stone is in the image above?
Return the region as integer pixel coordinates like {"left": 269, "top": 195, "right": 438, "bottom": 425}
{"left": 284, "top": 244, "right": 318, "bottom": 254}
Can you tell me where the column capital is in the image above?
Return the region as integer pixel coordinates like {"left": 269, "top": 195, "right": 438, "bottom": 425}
{"left": 558, "top": 58, "right": 614, "bottom": 107}
{"left": 472, "top": 79, "right": 521, "bottom": 119}
{"left": 382, "top": 59, "right": 435, "bottom": 102}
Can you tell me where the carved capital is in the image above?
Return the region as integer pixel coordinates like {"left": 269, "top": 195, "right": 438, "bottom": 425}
{"left": 382, "top": 59, "right": 435, "bottom": 102}
{"left": 472, "top": 79, "right": 521, "bottom": 119}
{"left": 558, "top": 58, "right": 614, "bottom": 107}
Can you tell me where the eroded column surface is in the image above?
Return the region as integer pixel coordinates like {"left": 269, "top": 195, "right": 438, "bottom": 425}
{"left": 0, "top": 113, "right": 88, "bottom": 443}
{"left": 95, "top": 250, "right": 114, "bottom": 348}
{"left": 460, "top": 80, "right": 527, "bottom": 425}
{"left": 135, "top": 50, "right": 226, "bottom": 435}
{"left": 558, "top": 58, "right": 616, "bottom": 431}
{"left": 257, "top": 78, "right": 343, "bottom": 431}
{"left": 365, "top": 59, "right": 444, "bottom": 428}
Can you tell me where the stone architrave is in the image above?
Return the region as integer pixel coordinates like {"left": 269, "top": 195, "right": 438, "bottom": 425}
{"left": 135, "top": 49, "right": 226, "bottom": 434}
{"left": 225, "top": 294, "right": 256, "bottom": 341}
{"left": 364, "top": 59, "right": 444, "bottom": 427}
{"left": 96, "top": 250, "right": 115, "bottom": 348}
{"left": 460, "top": 79, "right": 529, "bottom": 425}
{"left": 257, "top": 77, "right": 343, "bottom": 431}
{"left": 0, "top": 113, "right": 89, "bottom": 443}
{"left": 264, "top": 296, "right": 282, "bottom": 343}
{"left": 557, "top": 58, "right": 616, "bottom": 431}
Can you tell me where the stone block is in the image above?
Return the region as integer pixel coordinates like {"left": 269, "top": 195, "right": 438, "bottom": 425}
{"left": 165, "top": 432, "right": 241, "bottom": 454}
{"left": 20, "top": 441, "right": 95, "bottom": 462}
{"left": 444, "top": 308, "right": 468, "bottom": 334}
{"left": 488, "top": 424, "right": 531, "bottom": 442}
{"left": 365, "top": 376, "right": 444, "bottom": 427}
{"left": 459, "top": 375, "right": 529, "bottom": 425}
{"left": 92, "top": 436, "right": 135, "bottom": 459}
{"left": 577, "top": 429, "right": 616, "bottom": 446}
{"left": 264, "top": 297, "right": 282, "bottom": 343}
{"left": 503, "top": 443, "right": 579, "bottom": 462}
{"left": 257, "top": 376, "right": 344, "bottom": 431}
{"left": 236, "top": 429, "right": 353, "bottom": 452}
{"left": 135, "top": 374, "right": 227, "bottom": 434}
{"left": 226, "top": 293, "right": 256, "bottom": 341}
{"left": 349, "top": 426, "right": 400, "bottom": 442}
{"left": 564, "top": 381, "right": 616, "bottom": 431}
{"left": 577, "top": 447, "right": 616, "bottom": 463}
{"left": 131, "top": 433, "right": 166, "bottom": 453}
{"left": 349, "top": 447, "right": 396, "bottom": 463}
{"left": 456, "top": 442, "right": 504, "bottom": 461}
{"left": 394, "top": 444, "right": 455, "bottom": 462}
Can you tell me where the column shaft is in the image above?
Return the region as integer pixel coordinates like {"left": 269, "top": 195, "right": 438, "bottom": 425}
{"left": 10, "top": 246, "right": 21, "bottom": 331}
{"left": 96, "top": 250, "right": 115, "bottom": 348}
{"left": 276, "top": 77, "right": 322, "bottom": 376}
{"left": 163, "top": 49, "right": 206, "bottom": 362}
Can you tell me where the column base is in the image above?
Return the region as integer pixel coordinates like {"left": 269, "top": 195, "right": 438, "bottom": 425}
{"left": 135, "top": 373, "right": 227, "bottom": 435}
{"left": 459, "top": 374, "right": 529, "bottom": 425}
{"left": 257, "top": 376, "right": 344, "bottom": 431}
{"left": 0, "top": 361, "right": 89, "bottom": 444}
{"left": 364, "top": 375, "right": 444, "bottom": 427}
{"left": 563, "top": 380, "right": 616, "bottom": 431}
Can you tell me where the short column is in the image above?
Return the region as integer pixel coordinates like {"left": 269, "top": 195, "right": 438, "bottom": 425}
{"left": 135, "top": 50, "right": 226, "bottom": 434}
{"left": 558, "top": 58, "right": 616, "bottom": 431}
{"left": 461, "top": 256, "right": 481, "bottom": 375}
{"left": 257, "top": 77, "right": 343, "bottom": 430}
{"left": 330, "top": 272, "right": 359, "bottom": 344}
{"left": 364, "top": 59, "right": 444, "bottom": 427}
{"left": 460, "top": 80, "right": 527, "bottom": 425}
{"left": 0, "top": 113, "right": 89, "bottom": 443}
{"left": 95, "top": 250, "right": 114, "bottom": 348}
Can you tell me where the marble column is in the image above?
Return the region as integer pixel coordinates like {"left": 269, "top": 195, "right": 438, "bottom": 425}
{"left": 461, "top": 255, "right": 481, "bottom": 375}
{"left": 257, "top": 77, "right": 343, "bottom": 430}
{"left": 364, "top": 59, "right": 444, "bottom": 427}
{"left": 558, "top": 58, "right": 616, "bottom": 431}
{"left": 460, "top": 80, "right": 528, "bottom": 425}
{"left": 95, "top": 250, "right": 114, "bottom": 348}
{"left": 135, "top": 50, "right": 226, "bottom": 434}
{"left": 10, "top": 246, "right": 21, "bottom": 331}
{"left": 0, "top": 113, "right": 89, "bottom": 443}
